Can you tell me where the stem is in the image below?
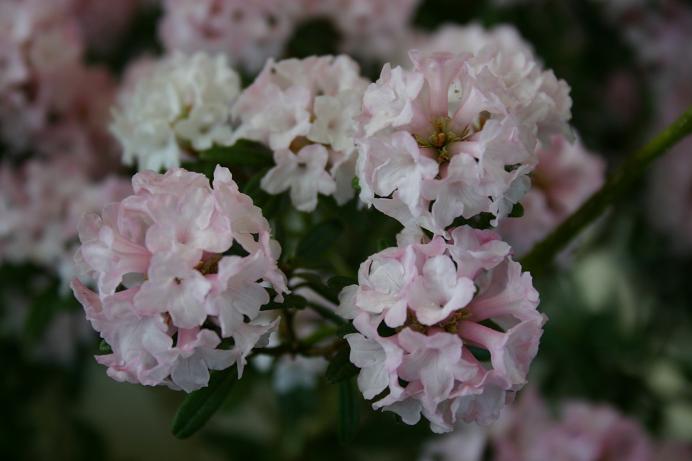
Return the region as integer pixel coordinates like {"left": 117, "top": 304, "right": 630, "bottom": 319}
{"left": 253, "top": 339, "right": 343, "bottom": 359}
{"left": 521, "top": 107, "right": 692, "bottom": 274}
{"left": 302, "top": 325, "right": 342, "bottom": 346}
{"left": 305, "top": 301, "right": 346, "bottom": 326}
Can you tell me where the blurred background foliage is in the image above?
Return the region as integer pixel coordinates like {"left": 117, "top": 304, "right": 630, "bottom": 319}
{"left": 2, "top": 1, "right": 692, "bottom": 460}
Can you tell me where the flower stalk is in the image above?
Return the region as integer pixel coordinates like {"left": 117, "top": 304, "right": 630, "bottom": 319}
{"left": 521, "top": 106, "right": 692, "bottom": 274}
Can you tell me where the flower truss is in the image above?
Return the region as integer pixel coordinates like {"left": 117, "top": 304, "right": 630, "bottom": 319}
{"left": 356, "top": 46, "right": 572, "bottom": 234}
{"left": 418, "top": 388, "right": 690, "bottom": 461}
{"left": 71, "top": 166, "right": 288, "bottom": 392}
{"left": 340, "top": 227, "right": 544, "bottom": 432}
{"left": 111, "top": 52, "right": 241, "bottom": 172}
{"left": 233, "top": 55, "right": 368, "bottom": 211}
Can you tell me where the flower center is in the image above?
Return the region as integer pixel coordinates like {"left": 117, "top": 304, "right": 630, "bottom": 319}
{"left": 415, "top": 112, "right": 491, "bottom": 164}
{"left": 195, "top": 253, "right": 223, "bottom": 275}
{"left": 398, "top": 308, "right": 472, "bottom": 334}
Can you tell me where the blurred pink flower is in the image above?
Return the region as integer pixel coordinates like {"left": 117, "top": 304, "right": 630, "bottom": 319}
{"left": 491, "top": 389, "right": 655, "bottom": 461}
{"left": 499, "top": 135, "right": 605, "bottom": 256}
{"left": 159, "top": 0, "right": 297, "bottom": 73}
{"left": 0, "top": 157, "right": 130, "bottom": 286}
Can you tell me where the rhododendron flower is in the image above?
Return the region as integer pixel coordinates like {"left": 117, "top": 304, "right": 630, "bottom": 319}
{"left": 340, "top": 227, "right": 544, "bottom": 432}
{"left": 111, "top": 52, "right": 241, "bottom": 172}
{"left": 0, "top": 0, "right": 118, "bottom": 164}
{"left": 71, "top": 166, "right": 288, "bottom": 391}
{"left": 493, "top": 390, "right": 654, "bottom": 461}
{"left": 233, "top": 55, "right": 368, "bottom": 211}
{"left": 159, "top": 0, "right": 297, "bottom": 73}
{"left": 356, "top": 46, "right": 571, "bottom": 233}
{"left": 499, "top": 135, "right": 605, "bottom": 256}
{"left": 396, "top": 23, "right": 572, "bottom": 141}
{"left": 0, "top": 157, "right": 130, "bottom": 286}
{"left": 303, "top": 0, "right": 422, "bottom": 62}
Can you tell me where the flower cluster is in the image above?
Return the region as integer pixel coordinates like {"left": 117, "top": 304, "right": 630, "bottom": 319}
{"left": 111, "top": 52, "right": 241, "bottom": 172}
{"left": 494, "top": 390, "right": 654, "bottom": 461}
{"left": 71, "top": 166, "right": 288, "bottom": 392}
{"left": 340, "top": 227, "right": 544, "bottom": 432}
{"left": 233, "top": 55, "right": 368, "bottom": 211}
{"left": 419, "top": 388, "right": 690, "bottom": 461}
{"left": 356, "top": 44, "right": 572, "bottom": 234}
{"left": 0, "top": 0, "right": 118, "bottom": 167}
{"left": 304, "top": 0, "right": 423, "bottom": 62}
{"left": 499, "top": 135, "right": 605, "bottom": 256}
{"left": 159, "top": 0, "right": 422, "bottom": 72}
{"left": 159, "top": 0, "right": 297, "bottom": 73}
{"left": 0, "top": 157, "right": 130, "bottom": 285}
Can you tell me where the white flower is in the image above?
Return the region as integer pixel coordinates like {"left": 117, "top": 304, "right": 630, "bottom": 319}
{"left": 260, "top": 145, "right": 337, "bottom": 212}
{"left": 111, "top": 52, "right": 241, "bottom": 171}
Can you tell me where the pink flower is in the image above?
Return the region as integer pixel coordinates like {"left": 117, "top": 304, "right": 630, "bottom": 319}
{"left": 233, "top": 55, "right": 369, "bottom": 211}
{"left": 499, "top": 135, "right": 605, "bottom": 256}
{"left": 357, "top": 47, "right": 569, "bottom": 233}
{"left": 493, "top": 390, "right": 655, "bottom": 461}
{"left": 310, "top": 0, "right": 422, "bottom": 62}
{"left": 0, "top": 157, "right": 130, "bottom": 286}
{"left": 72, "top": 166, "right": 288, "bottom": 391}
{"left": 0, "top": 0, "right": 119, "bottom": 164}
{"left": 419, "top": 424, "right": 488, "bottom": 461}
{"left": 159, "top": 0, "right": 297, "bottom": 73}
{"left": 341, "top": 226, "right": 544, "bottom": 432}
{"left": 261, "top": 145, "right": 337, "bottom": 212}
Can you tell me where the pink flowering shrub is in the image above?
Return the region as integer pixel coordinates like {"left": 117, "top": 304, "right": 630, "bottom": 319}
{"left": 340, "top": 227, "right": 544, "bottom": 432}
{"left": 159, "top": 0, "right": 298, "bottom": 73}
{"left": 0, "top": 0, "right": 118, "bottom": 166}
{"left": 356, "top": 47, "right": 571, "bottom": 233}
{"left": 233, "top": 55, "right": 368, "bottom": 211}
{"left": 0, "top": 157, "right": 130, "bottom": 285}
{"left": 499, "top": 135, "right": 605, "bottom": 256}
{"left": 419, "top": 389, "right": 686, "bottom": 461}
{"left": 493, "top": 390, "right": 654, "bottom": 461}
{"left": 71, "top": 166, "right": 288, "bottom": 391}
{"left": 305, "top": 0, "right": 423, "bottom": 61}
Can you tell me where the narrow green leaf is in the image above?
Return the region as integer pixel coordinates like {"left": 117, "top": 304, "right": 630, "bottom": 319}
{"left": 295, "top": 219, "right": 343, "bottom": 263}
{"left": 326, "top": 344, "right": 359, "bottom": 384}
{"left": 198, "top": 139, "right": 273, "bottom": 168}
{"left": 171, "top": 366, "right": 238, "bottom": 439}
{"left": 338, "top": 379, "right": 360, "bottom": 443}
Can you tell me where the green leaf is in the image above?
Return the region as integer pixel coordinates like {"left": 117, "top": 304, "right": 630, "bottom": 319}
{"left": 98, "top": 340, "right": 112, "bottom": 355}
{"left": 295, "top": 219, "right": 343, "bottom": 263}
{"left": 326, "top": 344, "right": 359, "bottom": 384}
{"left": 171, "top": 366, "right": 238, "bottom": 439}
{"left": 338, "top": 379, "right": 360, "bottom": 444}
{"left": 198, "top": 139, "right": 273, "bottom": 168}
{"left": 327, "top": 276, "right": 357, "bottom": 292}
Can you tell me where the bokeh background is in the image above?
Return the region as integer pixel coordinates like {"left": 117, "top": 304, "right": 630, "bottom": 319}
{"left": 2, "top": 0, "right": 692, "bottom": 460}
